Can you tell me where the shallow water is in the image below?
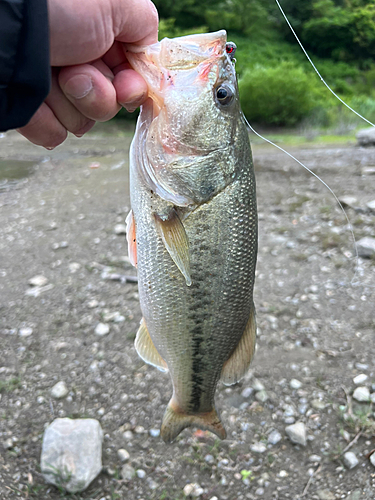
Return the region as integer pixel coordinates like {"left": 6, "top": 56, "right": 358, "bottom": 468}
{"left": 0, "top": 159, "right": 35, "bottom": 192}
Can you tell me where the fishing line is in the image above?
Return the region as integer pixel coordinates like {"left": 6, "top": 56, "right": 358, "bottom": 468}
{"left": 242, "top": 113, "right": 364, "bottom": 287}
{"left": 274, "top": 0, "right": 375, "bottom": 128}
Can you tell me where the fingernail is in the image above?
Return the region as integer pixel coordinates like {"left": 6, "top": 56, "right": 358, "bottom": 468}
{"left": 64, "top": 75, "right": 93, "bottom": 99}
{"left": 123, "top": 92, "right": 146, "bottom": 113}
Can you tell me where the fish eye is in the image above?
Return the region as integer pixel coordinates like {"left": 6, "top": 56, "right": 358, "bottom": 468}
{"left": 215, "top": 85, "right": 234, "bottom": 106}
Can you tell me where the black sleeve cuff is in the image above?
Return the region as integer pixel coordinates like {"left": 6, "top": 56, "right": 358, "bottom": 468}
{"left": 0, "top": 0, "right": 50, "bottom": 132}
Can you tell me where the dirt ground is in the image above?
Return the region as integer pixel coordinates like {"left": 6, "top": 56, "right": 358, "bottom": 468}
{"left": 0, "top": 124, "right": 375, "bottom": 500}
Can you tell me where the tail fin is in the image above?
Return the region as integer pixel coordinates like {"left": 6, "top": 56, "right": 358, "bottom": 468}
{"left": 160, "top": 399, "right": 226, "bottom": 443}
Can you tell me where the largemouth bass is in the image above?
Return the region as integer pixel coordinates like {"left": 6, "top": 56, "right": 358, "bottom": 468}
{"left": 126, "top": 31, "right": 257, "bottom": 442}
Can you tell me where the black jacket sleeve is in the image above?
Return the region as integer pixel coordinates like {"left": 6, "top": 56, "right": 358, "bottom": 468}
{"left": 0, "top": 0, "right": 50, "bottom": 132}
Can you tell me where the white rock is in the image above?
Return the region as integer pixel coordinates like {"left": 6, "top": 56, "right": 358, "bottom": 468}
{"left": 366, "top": 200, "right": 375, "bottom": 212}
{"left": 183, "top": 483, "right": 204, "bottom": 497}
{"left": 28, "top": 275, "right": 48, "bottom": 287}
{"left": 121, "top": 464, "right": 135, "bottom": 480}
{"left": 290, "top": 379, "right": 302, "bottom": 389}
{"left": 3, "top": 438, "right": 13, "bottom": 449}
{"left": 252, "top": 379, "right": 265, "bottom": 391}
{"left": 117, "top": 449, "right": 130, "bottom": 462}
{"left": 149, "top": 428, "right": 160, "bottom": 438}
{"left": 41, "top": 418, "right": 103, "bottom": 493}
{"left": 309, "top": 454, "right": 321, "bottom": 463}
{"left": 255, "top": 390, "right": 269, "bottom": 403}
{"left": 69, "top": 263, "right": 81, "bottom": 273}
{"left": 343, "top": 451, "right": 359, "bottom": 469}
{"left": 370, "top": 393, "right": 375, "bottom": 404}
{"left": 136, "top": 469, "right": 146, "bottom": 478}
{"left": 353, "top": 374, "right": 368, "bottom": 385}
{"left": 114, "top": 224, "right": 127, "bottom": 235}
{"left": 357, "top": 237, "right": 375, "bottom": 258}
{"left": 19, "top": 327, "right": 33, "bottom": 337}
{"left": 370, "top": 452, "right": 375, "bottom": 467}
{"left": 268, "top": 430, "right": 282, "bottom": 445}
{"left": 241, "top": 387, "right": 253, "bottom": 398}
{"left": 353, "top": 386, "right": 370, "bottom": 402}
{"left": 95, "top": 323, "right": 110, "bottom": 336}
{"left": 338, "top": 196, "right": 357, "bottom": 209}
{"left": 356, "top": 127, "right": 375, "bottom": 146}
{"left": 285, "top": 422, "right": 307, "bottom": 446}
{"left": 250, "top": 442, "right": 267, "bottom": 453}
{"left": 51, "top": 381, "right": 69, "bottom": 399}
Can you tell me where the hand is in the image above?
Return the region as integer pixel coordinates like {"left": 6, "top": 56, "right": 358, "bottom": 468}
{"left": 18, "top": 0, "right": 158, "bottom": 148}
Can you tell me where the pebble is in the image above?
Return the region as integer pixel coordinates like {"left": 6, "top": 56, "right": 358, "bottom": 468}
{"left": 68, "top": 262, "right": 81, "bottom": 273}
{"left": 290, "top": 379, "right": 302, "bottom": 389}
{"left": 252, "top": 379, "right": 265, "bottom": 391}
{"left": 114, "top": 224, "right": 127, "bottom": 235}
{"left": 370, "top": 393, "right": 375, "bottom": 404}
{"left": 241, "top": 387, "right": 253, "bottom": 398}
{"left": 311, "top": 399, "right": 326, "bottom": 410}
{"left": 19, "top": 327, "right": 33, "bottom": 337}
{"left": 28, "top": 275, "right": 48, "bottom": 287}
{"left": 121, "top": 464, "right": 135, "bottom": 480}
{"left": 117, "top": 448, "right": 130, "bottom": 462}
{"left": 41, "top": 418, "right": 103, "bottom": 493}
{"left": 255, "top": 390, "right": 269, "bottom": 403}
{"left": 250, "top": 442, "right": 267, "bottom": 453}
{"left": 268, "top": 430, "right": 282, "bottom": 445}
{"left": 123, "top": 430, "right": 134, "bottom": 440}
{"left": 353, "top": 374, "right": 368, "bottom": 385}
{"left": 204, "top": 454, "right": 214, "bottom": 463}
{"left": 309, "top": 454, "right": 322, "bottom": 463}
{"left": 3, "top": 438, "right": 13, "bottom": 450}
{"left": 317, "top": 489, "right": 335, "bottom": 500}
{"left": 95, "top": 323, "right": 110, "bottom": 336}
{"left": 353, "top": 386, "right": 370, "bottom": 402}
{"left": 255, "top": 488, "right": 264, "bottom": 496}
{"left": 50, "top": 381, "right": 69, "bottom": 399}
{"left": 345, "top": 491, "right": 362, "bottom": 500}
{"left": 183, "top": 483, "right": 204, "bottom": 497}
{"left": 356, "top": 237, "right": 375, "bottom": 258}
{"left": 343, "top": 451, "right": 359, "bottom": 469}
{"left": 149, "top": 428, "right": 160, "bottom": 438}
{"left": 369, "top": 452, "right": 375, "bottom": 467}
{"left": 366, "top": 200, "right": 375, "bottom": 212}
{"left": 285, "top": 422, "right": 307, "bottom": 446}
{"left": 338, "top": 196, "right": 357, "bottom": 209}
{"left": 136, "top": 469, "right": 146, "bottom": 478}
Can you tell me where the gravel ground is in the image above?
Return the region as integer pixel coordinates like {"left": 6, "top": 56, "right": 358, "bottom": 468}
{"left": 1, "top": 125, "right": 375, "bottom": 500}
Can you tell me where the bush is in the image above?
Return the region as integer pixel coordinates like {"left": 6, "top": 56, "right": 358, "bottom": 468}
{"left": 239, "top": 62, "right": 326, "bottom": 126}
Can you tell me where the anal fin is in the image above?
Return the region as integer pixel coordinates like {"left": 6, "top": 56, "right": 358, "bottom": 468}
{"left": 154, "top": 208, "right": 192, "bottom": 286}
{"left": 220, "top": 304, "right": 257, "bottom": 386}
{"left": 135, "top": 318, "right": 168, "bottom": 372}
{"left": 161, "top": 397, "right": 226, "bottom": 443}
{"left": 125, "top": 209, "right": 137, "bottom": 268}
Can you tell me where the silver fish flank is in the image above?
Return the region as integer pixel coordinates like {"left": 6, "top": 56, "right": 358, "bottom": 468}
{"left": 126, "top": 30, "right": 258, "bottom": 442}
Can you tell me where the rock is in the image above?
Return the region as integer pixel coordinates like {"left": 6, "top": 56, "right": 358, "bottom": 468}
{"left": 114, "top": 224, "right": 127, "bottom": 235}
{"left": 183, "top": 483, "right": 204, "bottom": 497}
{"left": 241, "top": 387, "right": 253, "bottom": 398}
{"left": 366, "top": 200, "right": 375, "bottom": 212}
{"left": 357, "top": 127, "right": 375, "bottom": 146}
{"left": 361, "top": 167, "right": 375, "bottom": 176}
{"left": 255, "top": 390, "right": 269, "bottom": 403}
{"left": 290, "top": 379, "right": 302, "bottom": 389}
{"left": 268, "top": 430, "right": 282, "bottom": 445}
{"left": 370, "top": 393, "right": 375, "bottom": 404}
{"left": 149, "top": 428, "right": 160, "bottom": 438}
{"left": 117, "top": 449, "right": 130, "bottom": 462}
{"left": 19, "top": 327, "right": 33, "bottom": 337}
{"left": 356, "top": 237, "right": 375, "bottom": 258}
{"left": 309, "top": 454, "right": 322, "bottom": 463}
{"left": 311, "top": 399, "right": 326, "bottom": 410}
{"left": 3, "top": 438, "right": 13, "bottom": 450}
{"left": 353, "top": 374, "right": 368, "bottom": 385}
{"left": 343, "top": 451, "right": 359, "bottom": 469}
{"left": 338, "top": 196, "right": 357, "bottom": 209}
{"left": 252, "top": 379, "right": 265, "bottom": 391}
{"left": 285, "top": 422, "right": 307, "bottom": 446}
{"left": 121, "top": 464, "right": 135, "bottom": 480}
{"left": 51, "top": 381, "right": 69, "bottom": 399}
{"left": 68, "top": 263, "right": 81, "bottom": 273}
{"left": 353, "top": 386, "right": 370, "bottom": 402}
{"left": 41, "top": 418, "right": 103, "bottom": 493}
{"left": 369, "top": 452, "right": 375, "bottom": 467}
{"left": 136, "top": 469, "right": 146, "bottom": 478}
{"left": 250, "top": 442, "right": 267, "bottom": 453}
{"left": 94, "top": 323, "right": 110, "bottom": 336}
{"left": 28, "top": 275, "right": 48, "bottom": 287}
{"left": 317, "top": 489, "right": 335, "bottom": 500}
{"left": 345, "top": 490, "right": 362, "bottom": 500}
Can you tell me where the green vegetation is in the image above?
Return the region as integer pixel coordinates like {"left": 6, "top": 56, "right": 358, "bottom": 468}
{"left": 144, "top": 0, "right": 375, "bottom": 128}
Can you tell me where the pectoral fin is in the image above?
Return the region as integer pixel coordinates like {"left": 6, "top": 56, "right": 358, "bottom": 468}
{"left": 154, "top": 209, "right": 192, "bottom": 286}
{"left": 220, "top": 305, "right": 257, "bottom": 386}
{"left": 125, "top": 210, "right": 137, "bottom": 268}
{"left": 135, "top": 318, "right": 168, "bottom": 372}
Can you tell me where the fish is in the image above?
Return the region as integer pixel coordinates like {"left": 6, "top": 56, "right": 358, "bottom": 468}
{"left": 126, "top": 30, "right": 258, "bottom": 443}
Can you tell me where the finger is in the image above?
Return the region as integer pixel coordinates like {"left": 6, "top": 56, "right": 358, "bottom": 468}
{"left": 45, "top": 69, "right": 95, "bottom": 136}
{"left": 17, "top": 103, "right": 67, "bottom": 149}
{"left": 113, "top": 66, "right": 148, "bottom": 111}
{"left": 59, "top": 63, "right": 121, "bottom": 122}
{"left": 113, "top": 0, "right": 159, "bottom": 45}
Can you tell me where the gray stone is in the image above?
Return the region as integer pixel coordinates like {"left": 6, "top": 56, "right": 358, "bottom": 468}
{"left": 149, "top": 428, "right": 160, "bottom": 438}
{"left": 3, "top": 438, "right": 13, "bottom": 450}
{"left": 353, "top": 386, "right": 370, "bottom": 402}
{"left": 114, "top": 224, "right": 127, "bottom": 235}
{"left": 136, "top": 469, "right": 146, "bottom": 478}
{"left": 94, "top": 323, "right": 110, "bottom": 336}
{"left": 19, "top": 327, "right": 33, "bottom": 337}
{"left": 250, "top": 442, "right": 267, "bottom": 453}
{"left": 241, "top": 387, "right": 253, "bottom": 398}
{"left": 51, "top": 381, "right": 69, "bottom": 399}
{"left": 41, "top": 418, "right": 103, "bottom": 493}
{"left": 369, "top": 452, "right": 375, "bottom": 467}
{"left": 255, "top": 390, "right": 269, "bottom": 403}
{"left": 121, "top": 464, "right": 135, "bottom": 480}
{"left": 290, "top": 379, "right": 302, "bottom": 389}
{"left": 345, "top": 490, "right": 362, "bottom": 500}
{"left": 366, "top": 200, "right": 375, "bottom": 212}
{"left": 28, "top": 275, "right": 48, "bottom": 287}
{"left": 338, "top": 196, "right": 357, "bottom": 209}
{"left": 343, "top": 451, "right": 359, "bottom": 469}
{"left": 268, "top": 430, "right": 282, "bottom": 445}
{"left": 183, "top": 483, "right": 204, "bottom": 497}
{"left": 361, "top": 167, "right": 375, "bottom": 176}
{"left": 117, "top": 448, "right": 130, "bottom": 462}
{"left": 252, "top": 379, "right": 265, "bottom": 391}
{"left": 356, "top": 127, "right": 375, "bottom": 146}
{"left": 317, "top": 490, "right": 335, "bottom": 500}
{"left": 353, "top": 374, "right": 368, "bottom": 385}
{"left": 309, "top": 454, "right": 322, "bottom": 463}
{"left": 285, "top": 422, "right": 307, "bottom": 446}
{"left": 357, "top": 237, "right": 375, "bottom": 258}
